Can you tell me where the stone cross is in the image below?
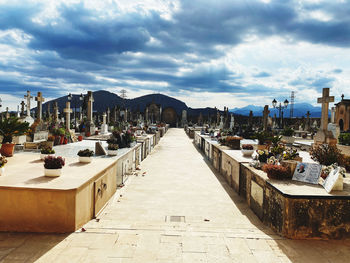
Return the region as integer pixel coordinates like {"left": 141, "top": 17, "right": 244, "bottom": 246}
{"left": 107, "top": 107, "right": 110, "bottom": 124}
{"left": 46, "top": 102, "right": 51, "bottom": 119}
{"left": 145, "top": 108, "right": 149, "bottom": 123}
{"left": 87, "top": 91, "right": 94, "bottom": 122}
{"left": 35, "top": 92, "right": 45, "bottom": 121}
{"left": 262, "top": 105, "right": 270, "bottom": 131}
{"left": 53, "top": 101, "right": 59, "bottom": 124}
{"left": 317, "top": 88, "right": 334, "bottom": 131}
{"left": 24, "top": 90, "right": 33, "bottom": 117}
{"left": 5, "top": 107, "right": 9, "bottom": 119}
{"left": 20, "top": 101, "right": 25, "bottom": 116}
{"left": 64, "top": 101, "right": 72, "bottom": 131}
{"left": 341, "top": 94, "right": 344, "bottom": 100}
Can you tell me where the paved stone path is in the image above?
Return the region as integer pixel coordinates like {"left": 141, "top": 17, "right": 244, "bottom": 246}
{"left": 1, "top": 128, "right": 350, "bottom": 262}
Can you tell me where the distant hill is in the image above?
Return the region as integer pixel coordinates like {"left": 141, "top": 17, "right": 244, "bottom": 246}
{"left": 230, "top": 103, "right": 325, "bottom": 118}
{"left": 41, "top": 90, "right": 193, "bottom": 115}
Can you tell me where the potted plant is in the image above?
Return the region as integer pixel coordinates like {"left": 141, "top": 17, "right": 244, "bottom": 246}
{"left": 77, "top": 149, "right": 94, "bottom": 163}
{"left": 241, "top": 144, "right": 254, "bottom": 157}
{"left": 44, "top": 156, "right": 65, "bottom": 177}
{"left": 253, "top": 131, "right": 272, "bottom": 150}
{"left": 107, "top": 143, "right": 119, "bottom": 156}
{"left": 0, "top": 155, "right": 8, "bottom": 176}
{"left": 262, "top": 163, "right": 291, "bottom": 180}
{"left": 280, "top": 127, "right": 295, "bottom": 144}
{"left": 125, "top": 130, "right": 136, "bottom": 147}
{"left": 40, "top": 147, "right": 55, "bottom": 160}
{"left": 0, "top": 117, "right": 30, "bottom": 157}
{"left": 309, "top": 143, "right": 344, "bottom": 166}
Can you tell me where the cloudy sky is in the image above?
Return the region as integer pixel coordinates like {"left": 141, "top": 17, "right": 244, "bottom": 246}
{"left": 0, "top": 0, "right": 349, "bottom": 111}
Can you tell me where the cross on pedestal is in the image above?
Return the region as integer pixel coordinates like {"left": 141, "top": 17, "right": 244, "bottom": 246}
{"left": 64, "top": 101, "right": 72, "bottom": 131}
{"left": 24, "top": 91, "right": 33, "bottom": 117}
{"left": 102, "top": 112, "right": 107, "bottom": 125}
{"left": 35, "top": 92, "right": 45, "bottom": 121}
{"left": 262, "top": 105, "right": 270, "bottom": 131}
{"left": 341, "top": 94, "right": 344, "bottom": 100}
{"left": 20, "top": 101, "right": 25, "bottom": 116}
{"left": 317, "top": 88, "right": 334, "bottom": 131}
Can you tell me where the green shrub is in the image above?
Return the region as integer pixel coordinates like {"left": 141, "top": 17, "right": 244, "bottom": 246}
{"left": 309, "top": 144, "right": 344, "bottom": 166}
{"left": 338, "top": 133, "right": 350, "bottom": 145}
{"left": 281, "top": 127, "right": 294, "bottom": 137}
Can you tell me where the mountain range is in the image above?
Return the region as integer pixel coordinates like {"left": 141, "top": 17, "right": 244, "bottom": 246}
{"left": 40, "top": 90, "right": 324, "bottom": 118}
{"left": 230, "top": 103, "right": 325, "bottom": 118}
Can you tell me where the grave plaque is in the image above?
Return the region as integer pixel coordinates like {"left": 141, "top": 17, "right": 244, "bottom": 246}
{"left": 95, "top": 141, "right": 107, "bottom": 155}
{"left": 323, "top": 167, "right": 343, "bottom": 193}
{"left": 292, "top": 162, "right": 322, "bottom": 184}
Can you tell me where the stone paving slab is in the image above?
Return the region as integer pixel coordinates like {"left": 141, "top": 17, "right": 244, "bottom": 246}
{"left": 1, "top": 128, "right": 350, "bottom": 262}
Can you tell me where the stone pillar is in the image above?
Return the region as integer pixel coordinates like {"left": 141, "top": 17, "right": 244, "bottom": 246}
{"left": 107, "top": 107, "right": 110, "bottom": 124}
{"left": 20, "top": 101, "right": 25, "bottom": 117}
{"left": 5, "top": 107, "right": 9, "bottom": 119}
{"left": 53, "top": 102, "right": 59, "bottom": 124}
{"left": 86, "top": 91, "right": 95, "bottom": 134}
{"left": 64, "top": 101, "right": 72, "bottom": 131}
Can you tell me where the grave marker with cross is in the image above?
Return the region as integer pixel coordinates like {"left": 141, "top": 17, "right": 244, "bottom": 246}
{"left": 5, "top": 107, "right": 9, "bottom": 119}
{"left": 24, "top": 91, "right": 33, "bottom": 117}
{"left": 305, "top": 111, "right": 311, "bottom": 130}
{"left": 35, "top": 92, "right": 45, "bottom": 121}
{"left": 64, "top": 101, "right": 72, "bottom": 131}
{"left": 317, "top": 88, "right": 334, "bottom": 131}
{"left": 53, "top": 102, "right": 59, "bottom": 124}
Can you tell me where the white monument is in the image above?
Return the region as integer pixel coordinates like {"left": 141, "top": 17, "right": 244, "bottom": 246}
{"left": 23, "top": 90, "right": 34, "bottom": 125}
{"left": 229, "top": 114, "right": 234, "bottom": 129}
{"left": 100, "top": 112, "right": 109, "bottom": 134}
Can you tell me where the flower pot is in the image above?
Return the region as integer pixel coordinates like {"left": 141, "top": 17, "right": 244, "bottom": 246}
{"left": 1, "top": 143, "right": 15, "bottom": 157}
{"left": 44, "top": 168, "right": 62, "bottom": 177}
{"left": 129, "top": 141, "right": 136, "bottom": 148}
{"left": 108, "top": 150, "right": 118, "bottom": 156}
{"left": 40, "top": 153, "right": 55, "bottom": 160}
{"left": 59, "top": 136, "right": 65, "bottom": 145}
{"left": 241, "top": 149, "right": 254, "bottom": 157}
{"left": 95, "top": 131, "right": 99, "bottom": 135}
{"left": 280, "top": 160, "right": 298, "bottom": 176}
{"left": 79, "top": 156, "right": 92, "bottom": 163}
{"left": 85, "top": 132, "right": 91, "bottom": 137}
{"left": 0, "top": 167, "right": 5, "bottom": 176}
{"left": 78, "top": 135, "right": 83, "bottom": 141}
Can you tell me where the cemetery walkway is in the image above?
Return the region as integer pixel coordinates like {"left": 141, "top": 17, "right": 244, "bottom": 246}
{"left": 1, "top": 128, "right": 350, "bottom": 262}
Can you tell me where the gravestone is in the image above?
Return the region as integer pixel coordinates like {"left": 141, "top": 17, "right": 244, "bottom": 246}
{"left": 323, "top": 166, "right": 343, "bottom": 192}
{"left": 95, "top": 141, "right": 107, "bottom": 155}
{"left": 262, "top": 105, "right": 270, "bottom": 131}
{"left": 100, "top": 112, "right": 108, "bottom": 134}
{"left": 35, "top": 92, "right": 45, "bottom": 122}
{"left": 314, "top": 88, "right": 336, "bottom": 145}
{"left": 64, "top": 101, "right": 72, "bottom": 131}
{"left": 23, "top": 90, "right": 34, "bottom": 125}
{"left": 181, "top": 110, "right": 187, "bottom": 127}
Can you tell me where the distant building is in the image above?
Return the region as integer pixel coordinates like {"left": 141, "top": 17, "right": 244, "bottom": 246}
{"left": 335, "top": 96, "right": 350, "bottom": 131}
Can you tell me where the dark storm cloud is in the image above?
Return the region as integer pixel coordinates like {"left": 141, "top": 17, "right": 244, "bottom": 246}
{"left": 0, "top": 0, "right": 348, "bottom": 97}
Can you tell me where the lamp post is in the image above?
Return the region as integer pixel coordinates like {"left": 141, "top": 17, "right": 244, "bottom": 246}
{"left": 272, "top": 98, "right": 289, "bottom": 129}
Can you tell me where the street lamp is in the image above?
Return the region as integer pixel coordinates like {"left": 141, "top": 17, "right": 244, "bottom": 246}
{"left": 272, "top": 98, "right": 289, "bottom": 128}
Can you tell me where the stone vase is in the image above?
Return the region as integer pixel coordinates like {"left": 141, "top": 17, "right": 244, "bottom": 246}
{"left": 79, "top": 156, "right": 92, "bottom": 163}
{"left": 44, "top": 168, "right": 61, "bottom": 177}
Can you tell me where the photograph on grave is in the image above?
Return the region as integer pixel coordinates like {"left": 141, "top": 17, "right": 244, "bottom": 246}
{"left": 292, "top": 162, "right": 322, "bottom": 184}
